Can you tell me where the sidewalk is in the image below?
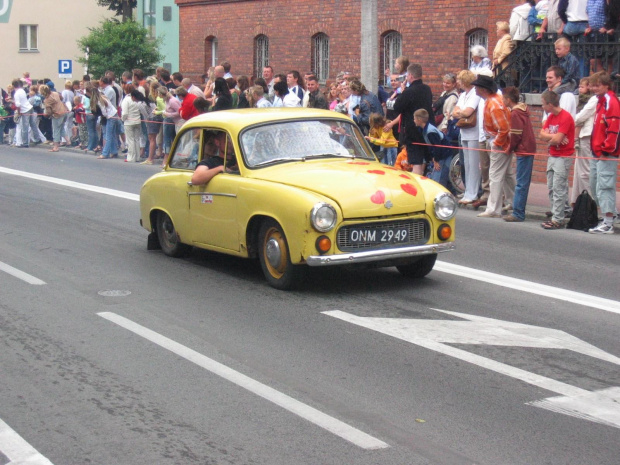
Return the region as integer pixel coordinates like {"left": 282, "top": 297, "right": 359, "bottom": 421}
{"left": 459, "top": 181, "right": 620, "bottom": 222}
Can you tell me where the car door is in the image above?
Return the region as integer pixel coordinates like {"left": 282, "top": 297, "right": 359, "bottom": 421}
{"left": 188, "top": 130, "right": 240, "bottom": 251}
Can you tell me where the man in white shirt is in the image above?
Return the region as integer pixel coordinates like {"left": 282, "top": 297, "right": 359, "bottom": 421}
{"left": 12, "top": 79, "right": 43, "bottom": 147}
{"left": 262, "top": 66, "right": 275, "bottom": 101}
{"left": 286, "top": 71, "right": 305, "bottom": 101}
{"left": 182, "top": 78, "right": 205, "bottom": 99}
{"left": 252, "top": 86, "right": 272, "bottom": 108}
{"left": 222, "top": 61, "right": 233, "bottom": 79}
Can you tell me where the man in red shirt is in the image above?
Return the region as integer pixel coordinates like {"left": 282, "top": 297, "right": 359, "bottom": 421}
{"left": 588, "top": 71, "right": 619, "bottom": 234}
{"left": 539, "top": 90, "right": 575, "bottom": 229}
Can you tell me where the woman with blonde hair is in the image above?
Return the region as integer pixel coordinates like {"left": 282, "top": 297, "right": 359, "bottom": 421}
{"left": 452, "top": 69, "right": 482, "bottom": 204}
{"left": 90, "top": 87, "right": 118, "bottom": 159}
{"left": 39, "top": 84, "right": 67, "bottom": 153}
{"left": 493, "top": 21, "right": 515, "bottom": 72}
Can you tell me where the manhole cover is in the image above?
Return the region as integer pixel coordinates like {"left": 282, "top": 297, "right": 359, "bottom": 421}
{"left": 98, "top": 290, "right": 131, "bottom": 297}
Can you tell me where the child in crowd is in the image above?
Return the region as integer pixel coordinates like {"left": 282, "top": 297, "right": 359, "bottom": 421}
{"left": 23, "top": 72, "right": 32, "bottom": 87}
{"left": 554, "top": 37, "right": 580, "bottom": 91}
{"left": 73, "top": 95, "right": 87, "bottom": 150}
{"left": 413, "top": 109, "right": 454, "bottom": 189}
{"left": 365, "top": 113, "right": 398, "bottom": 165}
{"left": 394, "top": 147, "right": 412, "bottom": 172}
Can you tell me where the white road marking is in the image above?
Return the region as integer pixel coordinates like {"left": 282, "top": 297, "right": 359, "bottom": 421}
{"left": 0, "top": 418, "right": 54, "bottom": 465}
{"left": 0, "top": 261, "right": 46, "bottom": 285}
{"left": 435, "top": 260, "right": 620, "bottom": 315}
{"left": 323, "top": 309, "right": 620, "bottom": 429}
{"left": 0, "top": 167, "right": 139, "bottom": 201}
{"left": 97, "top": 312, "right": 389, "bottom": 450}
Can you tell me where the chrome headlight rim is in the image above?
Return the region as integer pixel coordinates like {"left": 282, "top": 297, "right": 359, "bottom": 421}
{"left": 310, "top": 202, "right": 337, "bottom": 232}
{"left": 434, "top": 192, "right": 457, "bottom": 221}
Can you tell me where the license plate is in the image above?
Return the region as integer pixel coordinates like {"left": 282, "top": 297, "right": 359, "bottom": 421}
{"left": 348, "top": 226, "right": 409, "bottom": 245}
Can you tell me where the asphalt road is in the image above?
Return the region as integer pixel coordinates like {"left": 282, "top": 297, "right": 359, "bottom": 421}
{"left": 1, "top": 145, "right": 619, "bottom": 465}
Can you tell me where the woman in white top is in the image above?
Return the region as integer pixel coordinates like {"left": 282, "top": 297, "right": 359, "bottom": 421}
{"left": 452, "top": 70, "right": 482, "bottom": 204}
{"left": 90, "top": 88, "right": 118, "bottom": 159}
{"left": 121, "top": 86, "right": 143, "bottom": 162}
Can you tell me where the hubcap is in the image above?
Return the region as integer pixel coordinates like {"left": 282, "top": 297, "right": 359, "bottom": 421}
{"left": 265, "top": 238, "right": 282, "bottom": 269}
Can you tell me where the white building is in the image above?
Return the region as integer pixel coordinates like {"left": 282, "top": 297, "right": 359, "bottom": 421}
{"left": 0, "top": 0, "right": 114, "bottom": 89}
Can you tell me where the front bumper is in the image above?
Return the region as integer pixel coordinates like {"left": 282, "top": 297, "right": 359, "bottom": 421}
{"left": 306, "top": 241, "right": 455, "bottom": 266}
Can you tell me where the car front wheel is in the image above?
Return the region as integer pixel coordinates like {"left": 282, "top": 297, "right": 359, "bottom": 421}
{"left": 156, "top": 211, "right": 190, "bottom": 257}
{"left": 258, "top": 219, "right": 305, "bottom": 290}
{"left": 396, "top": 254, "right": 437, "bottom": 278}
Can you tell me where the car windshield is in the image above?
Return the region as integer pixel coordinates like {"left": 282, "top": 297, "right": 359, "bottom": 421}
{"left": 240, "top": 119, "right": 375, "bottom": 168}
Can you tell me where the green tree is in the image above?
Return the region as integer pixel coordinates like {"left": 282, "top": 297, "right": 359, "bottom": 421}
{"left": 97, "top": 0, "right": 136, "bottom": 22}
{"left": 77, "top": 19, "right": 163, "bottom": 80}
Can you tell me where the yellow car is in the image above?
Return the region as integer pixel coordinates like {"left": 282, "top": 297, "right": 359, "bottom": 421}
{"left": 140, "top": 108, "right": 456, "bottom": 289}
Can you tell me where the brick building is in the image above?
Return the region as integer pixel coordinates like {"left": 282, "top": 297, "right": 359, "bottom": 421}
{"left": 175, "top": 0, "right": 619, "bottom": 190}
{"left": 175, "top": 0, "right": 515, "bottom": 88}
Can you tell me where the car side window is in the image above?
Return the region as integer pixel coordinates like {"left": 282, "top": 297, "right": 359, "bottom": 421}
{"left": 169, "top": 129, "right": 201, "bottom": 170}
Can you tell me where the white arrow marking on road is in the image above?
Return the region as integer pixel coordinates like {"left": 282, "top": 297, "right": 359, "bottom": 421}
{"left": 324, "top": 309, "right": 620, "bottom": 429}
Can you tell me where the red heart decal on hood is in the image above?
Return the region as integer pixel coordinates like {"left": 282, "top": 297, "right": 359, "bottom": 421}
{"left": 399, "top": 174, "right": 411, "bottom": 179}
{"left": 367, "top": 170, "right": 385, "bottom": 175}
{"left": 400, "top": 183, "right": 418, "bottom": 196}
{"left": 370, "top": 190, "right": 386, "bottom": 204}
{"left": 348, "top": 161, "right": 370, "bottom": 165}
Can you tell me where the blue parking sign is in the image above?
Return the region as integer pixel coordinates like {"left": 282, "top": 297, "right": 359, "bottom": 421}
{"left": 58, "top": 60, "right": 72, "bottom": 78}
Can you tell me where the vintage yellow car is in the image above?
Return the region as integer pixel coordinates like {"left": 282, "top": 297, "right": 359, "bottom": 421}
{"left": 140, "top": 108, "right": 456, "bottom": 289}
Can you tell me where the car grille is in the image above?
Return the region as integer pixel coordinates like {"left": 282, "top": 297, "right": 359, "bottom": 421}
{"left": 336, "top": 219, "right": 429, "bottom": 251}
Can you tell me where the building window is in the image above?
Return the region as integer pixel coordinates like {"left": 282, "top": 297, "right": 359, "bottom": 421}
{"left": 382, "top": 31, "right": 402, "bottom": 76}
{"left": 254, "top": 35, "right": 269, "bottom": 79}
{"left": 19, "top": 25, "right": 38, "bottom": 51}
{"left": 467, "top": 29, "right": 488, "bottom": 65}
{"left": 205, "top": 36, "right": 218, "bottom": 69}
{"left": 143, "top": 0, "right": 156, "bottom": 38}
{"left": 312, "top": 33, "right": 329, "bottom": 83}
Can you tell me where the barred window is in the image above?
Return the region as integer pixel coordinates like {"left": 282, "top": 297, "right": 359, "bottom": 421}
{"left": 254, "top": 35, "right": 269, "bottom": 78}
{"left": 468, "top": 29, "right": 488, "bottom": 61}
{"left": 312, "top": 33, "right": 329, "bottom": 83}
{"left": 19, "top": 25, "right": 38, "bottom": 51}
{"left": 382, "top": 31, "right": 402, "bottom": 75}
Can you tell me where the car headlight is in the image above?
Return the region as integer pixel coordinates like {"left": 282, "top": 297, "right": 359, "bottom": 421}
{"left": 310, "top": 203, "right": 337, "bottom": 232}
{"left": 434, "top": 192, "right": 457, "bottom": 221}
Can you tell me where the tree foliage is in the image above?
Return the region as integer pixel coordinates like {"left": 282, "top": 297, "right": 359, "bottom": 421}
{"left": 97, "top": 0, "right": 136, "bottom": 22}
{"left": 77, "top": 19, "right": 163, "bottom": 80}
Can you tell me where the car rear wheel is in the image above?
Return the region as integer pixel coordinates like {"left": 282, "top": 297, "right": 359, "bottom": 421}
{"left": 396, "top": 254, "right": 437, "bottom": 278}
{"left": 258, "top": 219, "right": 305, "bottom": 290}
{"left": 156, "top": 211, "right": 190, "bottom": 257}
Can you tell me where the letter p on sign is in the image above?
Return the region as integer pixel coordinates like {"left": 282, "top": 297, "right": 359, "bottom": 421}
{"left": 59, "top": 60, "right": 72, "bottom": 78}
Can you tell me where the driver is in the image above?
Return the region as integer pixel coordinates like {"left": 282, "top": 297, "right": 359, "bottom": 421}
{"left": 190, "top": 131, "right": 238, "bottom": 185}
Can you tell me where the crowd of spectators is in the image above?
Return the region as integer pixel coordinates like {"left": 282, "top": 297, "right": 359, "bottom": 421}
{"left": 1, "top": 0, "right": 618, "bottom": 232}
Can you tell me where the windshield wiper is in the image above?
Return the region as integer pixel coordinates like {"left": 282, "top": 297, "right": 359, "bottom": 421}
{"left": 302, "top": 153, "right": 355, "bottom": 160}
{"left": 254, "top": 157, "right": 305, "bottom": 167}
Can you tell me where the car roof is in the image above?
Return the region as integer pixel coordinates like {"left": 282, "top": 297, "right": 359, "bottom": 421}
{"left": 181, "top": 108, "right": 353, "bottom": 132}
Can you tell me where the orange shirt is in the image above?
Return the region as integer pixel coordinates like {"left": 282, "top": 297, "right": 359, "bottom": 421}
{"left": 483, "top": 93, "right": 511, "bottom": 150}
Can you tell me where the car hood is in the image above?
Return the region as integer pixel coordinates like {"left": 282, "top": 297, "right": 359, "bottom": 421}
{"left": 246, "top": 160, "right": 430, "bottom": 218}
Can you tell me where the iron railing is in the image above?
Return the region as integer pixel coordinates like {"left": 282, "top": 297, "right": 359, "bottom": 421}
{"left": 494, "top": 33, "right": 620, "bottom": 93}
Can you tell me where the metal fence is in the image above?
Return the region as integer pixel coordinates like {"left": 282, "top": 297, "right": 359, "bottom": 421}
{"left": 494, "top": 33, "right": 620, "bottom": 93}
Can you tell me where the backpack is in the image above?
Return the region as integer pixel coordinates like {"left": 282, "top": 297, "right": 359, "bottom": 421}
{"left": 567, "top": 190, "right": 598, "bottom": 231}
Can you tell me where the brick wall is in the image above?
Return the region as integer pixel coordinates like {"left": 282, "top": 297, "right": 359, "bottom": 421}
{"left": 175, "top": 0, "right": 619, "bottom": 190}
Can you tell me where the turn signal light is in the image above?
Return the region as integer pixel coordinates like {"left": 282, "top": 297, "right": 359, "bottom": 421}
{"left": 437, "top": 224, "right": 452, "bottom": 241}
{"left": 316, "top": 236, "right": 331, "bottom": 254}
